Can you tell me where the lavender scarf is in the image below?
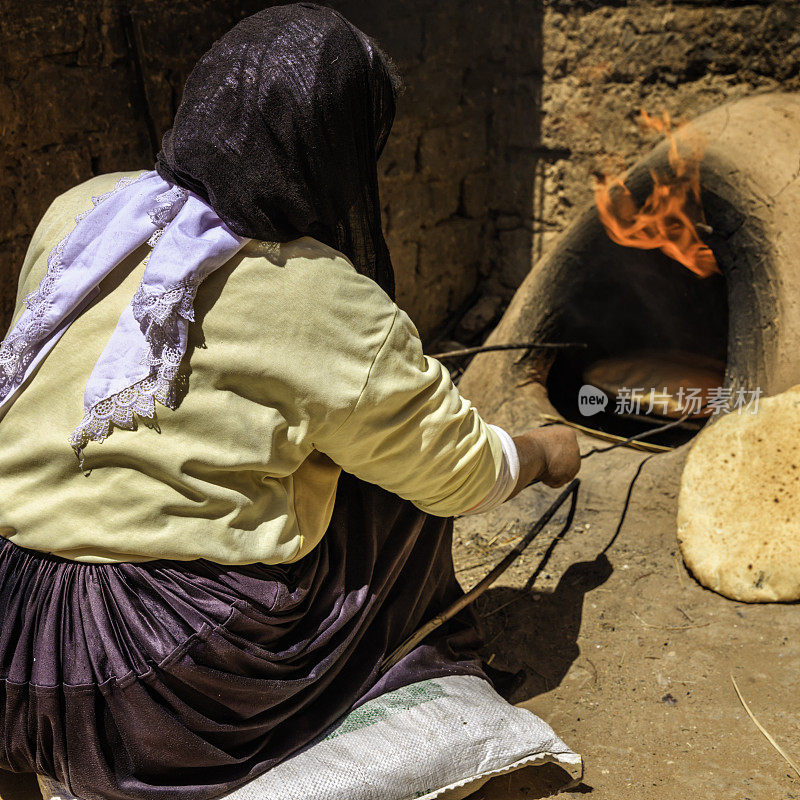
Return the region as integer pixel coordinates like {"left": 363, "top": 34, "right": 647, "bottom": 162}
{"left": 0, "top": 171, "right": 248, "bottom": 464}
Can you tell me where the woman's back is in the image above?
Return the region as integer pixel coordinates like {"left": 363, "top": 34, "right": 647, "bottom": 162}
{"left": 0, "top": 172, "right": 501, "bottom": 565}
{"left": 0, "top": 172, "right": 399, "bottom": 564}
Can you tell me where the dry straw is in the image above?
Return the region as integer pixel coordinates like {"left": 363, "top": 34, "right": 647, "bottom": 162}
{"left": 730, "top": 674, "right": 800, "bottom": 780}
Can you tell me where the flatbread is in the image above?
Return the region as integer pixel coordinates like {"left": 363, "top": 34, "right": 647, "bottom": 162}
{"left": 584, "top": 350, "right": 724, "bottom": 419}
{"left": 677, "top": 385, "right": 800, "bottom": 602}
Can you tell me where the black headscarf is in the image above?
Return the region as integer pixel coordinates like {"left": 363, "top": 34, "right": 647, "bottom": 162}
{"left": 156, "top": 3, "right": 397, "bottom": 297}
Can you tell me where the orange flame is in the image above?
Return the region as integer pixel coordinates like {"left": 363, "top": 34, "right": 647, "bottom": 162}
{"left": 594, "top": 110, "right": 718, "bottom": 277}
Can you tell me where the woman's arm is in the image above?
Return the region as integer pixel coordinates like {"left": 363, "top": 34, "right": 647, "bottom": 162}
{"left": 315, "top": 301, "right": 581, "bottom": 516}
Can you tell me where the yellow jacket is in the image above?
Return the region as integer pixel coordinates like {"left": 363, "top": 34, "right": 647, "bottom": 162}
{"left": 0, "top": 173, "right": 502, "bottom": 564}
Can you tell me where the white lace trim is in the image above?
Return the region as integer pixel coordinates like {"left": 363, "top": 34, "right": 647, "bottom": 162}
{"left": 69, "top": 187, "right": 195, "bottom": 461}
{"left": 68, "top": 365, "right": 185, "bottom": 452}
{"left": 132, "top": 278, "right": 199, "bottom": 329}
{"left": 0, "top": 175, "right": 143, "bottom": 401}
{"left": 148, "top": 184, "right": 188, "bottom": 228}
{"left": 68, "top": 331, "right": 188, "bottom": 456}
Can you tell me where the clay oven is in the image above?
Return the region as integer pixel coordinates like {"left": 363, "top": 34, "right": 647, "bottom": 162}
{"left": 459, "top": 93, "right": 800, "bottom": 456}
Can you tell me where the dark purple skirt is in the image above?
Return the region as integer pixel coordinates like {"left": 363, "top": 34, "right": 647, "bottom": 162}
{"left": 0, "top": 473, "right": 485, "bottom": 800}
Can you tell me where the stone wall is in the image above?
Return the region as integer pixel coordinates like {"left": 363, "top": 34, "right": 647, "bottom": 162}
{"left": 0, "top": 0, "right": 266, "bottom": 326}
{"left": 2, "top": 0, "right": 798, "bottom": 341}
{"left": 335, "top": 0, "right": 543, "bottom": 341}
{"left": 0, "top": 0, "right": 543, "bottom": 340}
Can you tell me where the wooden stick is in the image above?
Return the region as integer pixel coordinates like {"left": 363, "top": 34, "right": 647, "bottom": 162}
{"left": 119, "top": 7, "right": 160, "bottom": 160}
{"left": 581, "top": 410, "right": 693, "bottom": 457}
{"left": 380, "top": 479, "right": 580, "bottom": 674}
{"left": 430, "top": 342, "right": 588, "bottom": 360}
{"left": 540, "top": 414, "right": 673, "bottom": 453}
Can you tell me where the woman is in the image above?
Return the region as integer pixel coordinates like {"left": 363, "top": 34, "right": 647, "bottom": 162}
{"left": 0, "top": 4, "right": 580, "bottom": 800}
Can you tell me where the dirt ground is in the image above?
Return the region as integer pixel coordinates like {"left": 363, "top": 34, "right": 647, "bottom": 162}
{"left": 454, "top": 436, "right": 800, "bottom": 800}
{"left": 1, "top": 433, "right": 796, "bottom": 800}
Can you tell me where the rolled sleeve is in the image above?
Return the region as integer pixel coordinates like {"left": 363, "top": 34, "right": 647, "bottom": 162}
{"left": 316, "top": 305, "right": 504, "bottom": 516}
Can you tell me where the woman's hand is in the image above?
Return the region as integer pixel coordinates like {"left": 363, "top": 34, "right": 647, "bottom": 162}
{"left": 508, "top": 425, "right": 581, "bottom": 498}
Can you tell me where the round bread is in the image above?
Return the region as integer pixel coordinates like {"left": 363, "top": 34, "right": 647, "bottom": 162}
{"left": 584, "top": 350, "right": 724, "bottom": 419}
{"left": 677, "top": 385, "right": 800, "bottom": 602}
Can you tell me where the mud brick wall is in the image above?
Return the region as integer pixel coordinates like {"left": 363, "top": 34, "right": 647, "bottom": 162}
{"left": 1, "top": 0, "right": 798, "bottom": 340}
{"left": 537, "top": 0, "right": 800, "bottom": 262}
{"left": 0, "top": 0, "right": 543, "bottom": 340}
{"left": 335, "top": 0, "right": 543, "bottom": 340}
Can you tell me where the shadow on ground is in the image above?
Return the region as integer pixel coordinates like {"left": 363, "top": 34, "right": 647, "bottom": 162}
{"left": 476, "top": 554, "right": 614, "bottom": 704}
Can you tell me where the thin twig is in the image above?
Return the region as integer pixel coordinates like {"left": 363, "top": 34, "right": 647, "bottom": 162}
{"left": 380, "top": 479, "right": 580, "bottom": 673}
{"left": 601, "top": 454, "right": 656, "bottom": 555}
{"left": 617, "top": 410, "right": 703, "bottom": 431}
{"left": 731, "top": 674, "right": 800, "bottom": 780}
{"left": 581, "top": 410, "right": 694, "bottom": 458}
{"left": 485, "top": 522, "right": 512, "bottom": 547}
{"left": 540, "top": 414, "right": 673, "bottom": 454}
{"left": 430, "top": 342, "right": 588, "bottom": 360}
{"left": 454, "top": 562, "right": 490, "bottom": 575}
{"left": 522, "top": 491, "right": 580, "bottom": 591}
{"left": 582, "top": 657, "right": 599, "bottom": 687}
{"left": 483, "top": 597, "right": 521, "bottom": 620}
